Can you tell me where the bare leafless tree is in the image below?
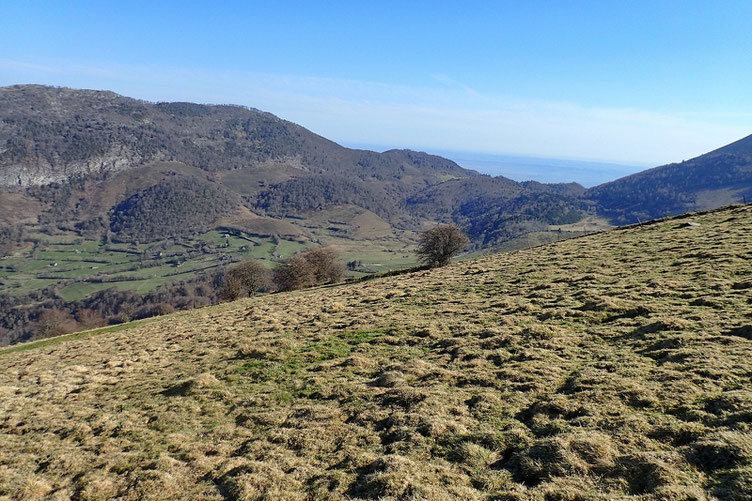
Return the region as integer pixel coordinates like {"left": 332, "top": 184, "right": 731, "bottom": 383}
{"left": 273, "top": 254, "right": 317, "bottom": 292}
{"left": 415, "top": 224, "right": 469, "bottom": 267}
{"left": 219, "top": 260, "right": 272, "bottom": 301}
{"left": 273, "top": 247, "right": 344, "bottom": 292}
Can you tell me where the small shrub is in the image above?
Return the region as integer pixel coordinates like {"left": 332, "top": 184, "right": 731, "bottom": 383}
{"left": 218, "top": 274, "right": 245, "bottom": 302}
{"left": 118, "top": 303, "right": 136, "bottom": 324}
{"left": 303, "top": 247, "right": 345, "bottom": 284}
{"left": 37, "top": 308, "right": 77, "bottom": 338}
{"left": 75, "top": 308, "right": 106, "bottom": 330}
{"left": 135, "top": 303, "right": 175, "bottom": 319}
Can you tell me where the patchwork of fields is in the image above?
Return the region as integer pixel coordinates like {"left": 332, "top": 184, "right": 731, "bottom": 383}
{"left": 0, "top": 223, "right": 418, "bottom": 301}
{"left": 1, "top": 204, "right": 751, "bottom": 499}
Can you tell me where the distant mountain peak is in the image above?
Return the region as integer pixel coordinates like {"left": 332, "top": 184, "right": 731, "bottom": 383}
{"left": 587, "top": 133, "right": 752, "bottom": 224}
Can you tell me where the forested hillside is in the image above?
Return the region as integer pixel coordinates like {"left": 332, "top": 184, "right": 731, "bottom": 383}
{"left": 0, "top": 84, "right": 595, "bottom": 252}
{"left": 109, "top": 176, "right": 241, "bottom": 242}
{"left": 405, "top": 177, "right": 588, "bottom": 245}
{"left": 588, "top": 134, "right": 752, "bottom": 224}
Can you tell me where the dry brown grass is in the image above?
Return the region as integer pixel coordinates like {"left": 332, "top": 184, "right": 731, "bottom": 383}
{"left": 1, "top": 205, "right": 752, "bottom": 499}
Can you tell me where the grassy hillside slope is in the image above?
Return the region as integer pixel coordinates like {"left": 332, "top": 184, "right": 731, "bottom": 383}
{"left": 2, "top": 205, "right": 752, "bottom": 499}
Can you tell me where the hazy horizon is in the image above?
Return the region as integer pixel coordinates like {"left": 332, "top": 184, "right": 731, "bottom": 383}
{"left": 344, "top": 142, "right": 648, "bottom": 187}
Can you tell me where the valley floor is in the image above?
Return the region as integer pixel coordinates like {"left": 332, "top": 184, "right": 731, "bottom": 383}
{"left": 1, "top": 205, "right": 752, "bottom": 500}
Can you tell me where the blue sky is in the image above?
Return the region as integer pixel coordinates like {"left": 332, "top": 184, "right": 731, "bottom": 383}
{"left": 1, "top": 1, "right": 751, "bottom": 167}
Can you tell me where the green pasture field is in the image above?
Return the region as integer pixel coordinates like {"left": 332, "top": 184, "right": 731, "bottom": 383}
{"left": 1, "top": 226, "right": 415, "bottom": 302}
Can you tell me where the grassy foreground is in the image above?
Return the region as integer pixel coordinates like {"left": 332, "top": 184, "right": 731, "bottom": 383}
{"left": 1, "top": 206, "right": 752, "bottom": 500}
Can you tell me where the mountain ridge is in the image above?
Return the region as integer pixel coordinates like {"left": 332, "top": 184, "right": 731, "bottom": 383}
{"left": 0, "top": 84, "right": 586, "bottom": 245}
{"left": 0, "top": 84, "right": 476, "bottom": 187}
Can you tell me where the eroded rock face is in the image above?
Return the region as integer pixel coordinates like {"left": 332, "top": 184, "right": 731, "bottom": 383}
{"left": 0, "top": 150, "right": 149, "bottom": 186}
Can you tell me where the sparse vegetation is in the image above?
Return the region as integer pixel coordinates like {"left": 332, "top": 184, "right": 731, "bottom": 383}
{"left": 3, "top": 83, "right": 752, "bottom": 498}
{"left": 2, "top": 204, "right": 751, "bottom": 498}
{"left": 300, "top": 247, "right": 346, "bottom": 284}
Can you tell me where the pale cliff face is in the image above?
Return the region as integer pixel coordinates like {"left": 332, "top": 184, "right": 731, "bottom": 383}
{"left": 0, "top": 151, "right": 150, "bottom": 186}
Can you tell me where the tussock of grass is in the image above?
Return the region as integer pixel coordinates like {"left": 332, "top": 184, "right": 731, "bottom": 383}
{"left": 1, "top": 205, "right": 752, "bottom": 499}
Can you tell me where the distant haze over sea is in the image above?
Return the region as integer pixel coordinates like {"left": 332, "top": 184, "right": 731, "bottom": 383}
{"left": 348, "top": 144, "right": 649, "bottom": 187}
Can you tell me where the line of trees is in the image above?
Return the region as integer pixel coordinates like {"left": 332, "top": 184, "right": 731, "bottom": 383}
{"left": 217, "top": 225, "right": 468, "bottom": 303}
{"left": 0, "top": 276, "right": 216, "bottom": 346}
{"left": 217, "top": 247, "right": 345, "bottom": 300}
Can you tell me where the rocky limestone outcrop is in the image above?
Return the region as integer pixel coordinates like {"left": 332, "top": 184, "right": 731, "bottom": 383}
{"left": 0, "top": 149, "right": 155, "bottom": 186}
